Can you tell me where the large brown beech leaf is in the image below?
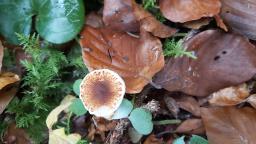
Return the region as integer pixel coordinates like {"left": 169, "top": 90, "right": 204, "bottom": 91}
{"left": 103, "top": 0, "right": 139, "bottom": 32}
{"left": 103, "top": 0, "right": 176, "bottom": 38}
{"left": 160, "top": 0, "right": 221, "bottom": 23}
{"left": 80, "top": 26, "right": 164, "bottom": 93}
{"left": 220, "top": 0, "right": 256, "bottom": 40}
{"left": 201, "top": 107, "right": 256, "bottom": 144}
{"left": 154, "top": 30, "right": 256, "bottom": 96}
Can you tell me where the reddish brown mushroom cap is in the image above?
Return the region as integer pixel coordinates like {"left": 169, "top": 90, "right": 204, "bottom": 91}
{"left": 79, "top": 69, "right": 125, "bottom": 119}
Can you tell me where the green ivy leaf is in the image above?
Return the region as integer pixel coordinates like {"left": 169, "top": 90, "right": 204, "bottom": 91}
{"left": 128, "top": 108, "right": 153, "bottom": 135}
{"left": 73, "top": 79, "right": 82, "bottom": 96}
{"left": 0, "top": 0, "right": 33, "bottom": 44}
{"left": 36, "top": 0, "right": 85, "bottom": 44}
{"left": 173, "top": 136, "right": 185, "bottom": 144}
{"left": 0, "top": 0, "right": 84, "bottom": 44}
{"left": 189, "top": 135, "right": 208, "bottom": 144}
{"left": 69, "top": 98, "right": 87, "bottom": 116}
{"left": 111, "top": 99, "right": 133, "bottom": 119}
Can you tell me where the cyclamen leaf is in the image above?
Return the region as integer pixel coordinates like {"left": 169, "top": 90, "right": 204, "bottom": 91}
{"left": 0, "top": 0, "right": 33, "bottom": 44}
{"left": 69, "top": 98, "right": 87, "bottom": 116}
{"left": 0, "top": 0, "right": 84, "bottom": 44}
{"left": 73, "top": 79, "right": 82, "bottom": 96}
{"left": 189, "top": 135, "right": 208, "bottom": 144}
{"left": 111, "top": 98, "right": 133, "bottom": 119}
{"left": 128, "top": 108, "right": 153, "bottom": 135}
{"left": 36, "top": 0, "right": 85, "bottom": 44}
{"left": 173, "top": 136, "right": 185, "bottom": 144}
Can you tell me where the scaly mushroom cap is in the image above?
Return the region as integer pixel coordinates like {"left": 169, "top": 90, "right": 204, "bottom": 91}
{"left": 79, "top": 69, "right": 125, "bottom": 119}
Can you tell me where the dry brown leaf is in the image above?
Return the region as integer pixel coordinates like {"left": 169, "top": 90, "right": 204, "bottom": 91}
{"left": 154, "top": 30, "right": 256, "bottom": 96}
{"left": 214, "top": 15, "right": 228, "bottom": 31}
{"left": 0, "top": 40, "right": 3, "bottom": 72}
{"left": 80, "top": 26, "right": 164, "bottom": 93}
{"left": 3, "top": 123, "right": 31, "bottom": 144}
{"left": 0, "top": 72, "right": 20, "bottom": 90}
{"left": 143, "top": 134, "right": 163, "bottom": 144}
{"left": 209, "top": 84, "right": 250, "bottom": 106}
{"left": 103, "top": 0, "right": 176, "bottom": 38}
{"left": 0, "top": 87, "right": 17, "bottom": 114}
{"left": 201, "top": 107, "right": 256, "bottom": 144}
{"left": 160, "top": 0, "right": 221, "bottom": 23}
{"left": 220, "top": 0, "right": 256, "bottom": 40}
{"left": 86, "top": 12, "right": 104, "bottom": 28}
{"left": 103, "top": 0, "right": 139, "bottom": 32}
{"left": 183, "top": 18, "right": 211, "bottom": 30}
{"left": 246, "top": 94, "right": 256, "bottom": 109}
{"left": 175, "top": 119, "right": 205, "bottom": 134}
{"left": 175, "top": 95, "right": 201, "bottom": 117}
{"left": 164, "top": 96, "right": 179, "bottom": 118}
{"left": 132, "top": 1, "right": 177, "bottom": 38}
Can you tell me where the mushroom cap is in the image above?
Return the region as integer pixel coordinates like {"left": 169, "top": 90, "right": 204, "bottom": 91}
{"left": 79, "top": 69, "right": 126, "bottom": 119}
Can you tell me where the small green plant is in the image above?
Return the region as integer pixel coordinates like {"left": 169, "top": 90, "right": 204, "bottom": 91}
{"left": 142, "top": 0, "right": 156, "bottom": 10}
{"left": 6, "top": 33, "right": 71, "bottom": 142}
{"left": 163, "top": 38, "right": 197, "bottom": 59}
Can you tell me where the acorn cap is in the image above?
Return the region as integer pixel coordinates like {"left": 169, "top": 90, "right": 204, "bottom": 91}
{"left": 79, "top": 69, "right": 126, "bottom": 119}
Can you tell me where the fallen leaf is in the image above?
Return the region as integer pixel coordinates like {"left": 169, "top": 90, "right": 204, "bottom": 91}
{"left": 103, "top": 0, "right": 176, "bottom": 38}
{"left": 3, "top": 123, "right": 31, "bottom": 144}
{"left": 164, "top": 96, "right": 179, "bottom": 118}
{"left": 183, "top": 18, "right": 211, "bottom": 30}
{"left": 160, "top": 0, "right": 221, "bottom": 23}
{"left": 144, "top": 134, "right": 163, "bottom": 144}
{"left": 154, "top": 30, "right": 256, "bottom": 96}
{"left": 103, "top": 0, "right": 139, "bottom": 32}
{"left": 0, "top": 87, "right": 17, "bottom": 114}
{"left": 246, "top": 94, "right": 256, "bottom": 109}
{"left": 214, "top": 15, "right": 228, "bottom": 31}
{"left": 220, "top": 0, "right": 256, "bottom": 40}
{"left": 80, "top": 26, "right": 164, "bottom": 93}
{"left": 0, "top": 40, "right": 3, "bottom": 72}
{"left": 175, "top": 119, "right": 205, "bottom": 134}
{"left": 132, "top": 1, "right": 177, "bottom": 38}
{"left": 46, "top": 99, "right": 72, "bottom": 130}
{"left": 86, "top": 12, "right": 104, "bottom": 28}
{"left": 201, "top": 107, "right": 256, "bottom": 144}
{"left": 175, "top": 95, "right": 201, "bottom": 117}
{"left": 209, "top": 83, "right": 250, "bottom": 106}
{"left": 49, "top": 128, "right": 81, "bottom": 144}
{"left": 0, "top": 72, "right": 20, "bottom": 90}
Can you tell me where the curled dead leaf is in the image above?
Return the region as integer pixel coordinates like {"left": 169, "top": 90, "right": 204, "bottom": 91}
{"left": 0, "top": 87, "right": 17, "bottom": 114}
{"left": 160, "top": 0, "right": 221, "bottom": 23}
{"left": 154, "top": 30, "right": 256, "bottom": 96}
{"left": 0, "top": 72, "right": 20, "bottom": 90}
{"left": 175, "top": 95, "right": 201, "bottom": 117}
{"left": 201, "top": 107, "right": 256, "bottom": 144}
{"left": 183, "top": 18, "right": 211, "bottom": 30}
{"left": 80, "top": 26, "right": 164, "bottom": 93}
{"left": 220, "top": 0, "right": 256, "bottom": 40}
{"left": 209, "top": 84, "right": 250, "bottom": 106}
{"left": 246, "top": 94, "right": 256, "bottom": 109}
{"left": 175, "top": 119, "right": 205, "bottom": 134}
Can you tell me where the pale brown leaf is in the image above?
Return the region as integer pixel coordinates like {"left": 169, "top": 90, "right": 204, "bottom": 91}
{"left": 160, "top": 0, "right": 221, "bottom": 23}
{"left": 0, "top": 72, "right": 20, "bottom": 90}
{"left": 175, "top": 119, "right": 205, "bottom": 134}
{"left": 80, "top": 26, "right": 164, "bottom": 93}
{"left": 209, "top": 84, "right": 250, "bottom": 106}
{"left": 201, "top": 107, "right": 256, "bottom": 144}
{"left": 246, "top": 94, "right": 256, "bottom": 109}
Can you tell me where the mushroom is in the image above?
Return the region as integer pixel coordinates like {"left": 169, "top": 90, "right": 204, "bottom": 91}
{"left": 79, "top": 69, "right": 126, "bottom": 119}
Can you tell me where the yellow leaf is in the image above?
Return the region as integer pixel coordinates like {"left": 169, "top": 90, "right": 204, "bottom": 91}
{"left": 49, "top": 128, "right": 81, "bottom": 144}
{"left": 0, "top": 72, "right": 20, "bottom": 90}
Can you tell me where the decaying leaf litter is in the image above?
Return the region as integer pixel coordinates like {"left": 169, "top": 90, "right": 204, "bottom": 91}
{"left": 1, "top": 0, "right": 256, "bottom": 143}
